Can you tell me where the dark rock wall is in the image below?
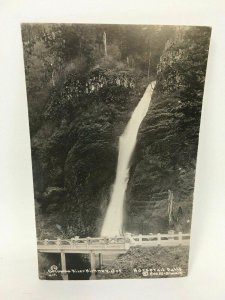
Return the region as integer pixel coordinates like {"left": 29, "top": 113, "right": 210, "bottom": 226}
{"left": 125, "top": 27, "right": 211, "bottom": 234}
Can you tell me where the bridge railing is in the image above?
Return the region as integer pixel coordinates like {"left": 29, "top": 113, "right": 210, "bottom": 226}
{"left": 37, "top": 232, "right": 190, "bottom": 251}
{"left": 128, "top": 232, "right": 190, "bottom": 246}
{"left": 37, "top": 237, "right": 128, "bottom": 250}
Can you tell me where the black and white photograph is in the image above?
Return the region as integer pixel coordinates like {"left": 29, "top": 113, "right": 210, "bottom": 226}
{"left": 21, "top": 23, "right": 211, "bottom": 280}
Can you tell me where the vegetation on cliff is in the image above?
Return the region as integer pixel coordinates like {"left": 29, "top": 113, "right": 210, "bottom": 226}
{"left": 21, "top": 24, "right": 211, "bottom": 239}
{"left": 97, "top": 246, "right": 189, "bottom": 279}
{"left": 126, "top": 27, "right": 211, "bottom": 234}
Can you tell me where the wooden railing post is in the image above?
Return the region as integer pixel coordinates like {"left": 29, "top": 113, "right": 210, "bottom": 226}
{"left": 138, "top": 234, "right": 142, "bottom": 245}
{"left": 70, "top": 238, "right": 75, "bottom": 247}
{"left": 157, "top": 233, "right": 161, "bottom": 246}
{"left": 44, "top": 239, "right": 48, "bottom": 245}
{"left": 178, "top": 232, "right": 182, "bottom": 245}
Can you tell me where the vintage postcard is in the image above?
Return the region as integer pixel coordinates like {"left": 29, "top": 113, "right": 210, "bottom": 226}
{"left": 21, "top": 24, "right": 211, "bottom": 280}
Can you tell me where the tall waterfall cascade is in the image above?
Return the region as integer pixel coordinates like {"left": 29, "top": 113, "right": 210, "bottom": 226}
{"left": 101, "top": 81, "right": 156, "bottom": 237}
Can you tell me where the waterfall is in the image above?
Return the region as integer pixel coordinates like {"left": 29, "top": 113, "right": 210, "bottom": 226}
{"left": 101, "top": 81, "right": 156, "bottom": 237}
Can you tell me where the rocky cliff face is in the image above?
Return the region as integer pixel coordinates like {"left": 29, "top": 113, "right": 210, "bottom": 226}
{"left": 33, "top": 68, "right": 147, "bottom": 238}
{"left": 125, "top": 27, "right": 211, "bottom": 234}
{"left": 29, "top": 26, "right": 211, "bottom": 239}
